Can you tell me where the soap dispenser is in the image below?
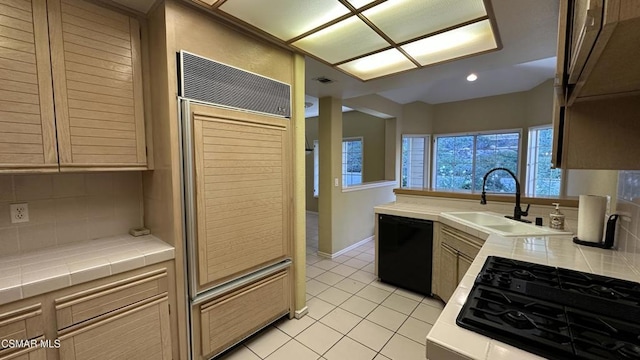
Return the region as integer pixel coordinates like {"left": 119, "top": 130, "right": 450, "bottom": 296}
{"left": 549, "top": 203, "right": 565, "bottom": 230}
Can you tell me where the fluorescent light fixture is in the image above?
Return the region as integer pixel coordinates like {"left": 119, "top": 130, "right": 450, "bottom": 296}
{"left": 216, "top": 0, "right": 500, "bottom": 81}
{"left": 338, "top": 48, "right": 416, "bottom": 80}
{"left": 346, "top": 0, "right": 377, "bottom": 9}
{"left": 292, "top": 16, "right": 389, "bottom": 64}
{"left": 362, "top": 0, "right": 487, "bottom": 43}
{"left": 401, "top": 20, "right": 497, "bottom": 66}
{"left": 219, "top": 0, "right": 350, "bottom": 40}
{"left": 467, "top": 73, "right": 478, "bottom": 81}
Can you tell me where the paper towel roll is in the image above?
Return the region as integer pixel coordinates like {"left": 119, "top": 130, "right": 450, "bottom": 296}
{"left": 577, "top": 195, "right": 607, "bottom": 242}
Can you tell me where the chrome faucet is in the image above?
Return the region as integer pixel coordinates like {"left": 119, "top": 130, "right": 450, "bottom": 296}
{"left": 480, "top": 167, "right": 531, "bottom": 223}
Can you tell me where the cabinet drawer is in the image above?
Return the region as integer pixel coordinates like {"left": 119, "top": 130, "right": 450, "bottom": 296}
{"left": 58, "top": 295, "right": 171, "bottom": 360}
{"left": 199, "top": 270, "right": 290, "bottom": 358}
{"left": 0, "top": 304, "right": 43, "bottom": 346}
{"left": 441, "top": 226, "right": 483, "bottom": 258}
{"left": 55, "top": 269, "right": 167, "bottom": 330}
{"left": 0, "top": 337, "right": 47, "bottom": 360}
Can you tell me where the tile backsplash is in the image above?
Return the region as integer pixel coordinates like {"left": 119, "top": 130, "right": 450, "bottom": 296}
{"left": 0, "top": 172, "right": 143, "bottom": 256}
{"left": 616, "top": 170, "right": 640, "bottom": 272}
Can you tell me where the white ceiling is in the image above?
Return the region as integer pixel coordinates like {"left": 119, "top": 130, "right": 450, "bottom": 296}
{"left": 113, "top": 0, "right": 559, "bottom": 112}
{"left": 304, "top": 0, "right": 560, "bottom": 105}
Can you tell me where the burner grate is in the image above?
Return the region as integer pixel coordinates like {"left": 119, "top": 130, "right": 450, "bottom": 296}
{"left": 457, "top": 256, "right": 640, "bottom": 360}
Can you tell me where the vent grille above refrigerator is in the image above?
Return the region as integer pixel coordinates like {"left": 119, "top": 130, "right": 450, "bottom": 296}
{"left": 179, "top": 51, "right": 291, "bottom": 118}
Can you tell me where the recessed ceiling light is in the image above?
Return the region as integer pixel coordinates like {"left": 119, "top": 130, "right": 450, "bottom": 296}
{"left": 467, "top": 73, "right": 478, "bottom": 81}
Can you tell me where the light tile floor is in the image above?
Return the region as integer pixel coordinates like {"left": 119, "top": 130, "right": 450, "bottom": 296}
{"left": 219, "top": 213, "right": 444, "bottom": 360}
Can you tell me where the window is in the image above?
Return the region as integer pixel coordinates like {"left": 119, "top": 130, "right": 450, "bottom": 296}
{"left": 313, "top": 140, "right": 319, "bottom": 197}
{"left": 434, "top": 131, "right": 520, "bottom": 192}
{"left": 526, "top": 126, "right": 561, "bottom": 196}
{"left": 401, "top": 134, "right": 430, "bottom": 188}
{"left": 312, "top": 138, "right": 364, "bottom": 194}
{"left": 342, "top": 137, "right": 363, "bottom": 186}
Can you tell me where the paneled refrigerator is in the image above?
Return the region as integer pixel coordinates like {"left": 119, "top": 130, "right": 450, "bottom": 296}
{"left": 177, "top": 51, "right": 293, "bottom": 359}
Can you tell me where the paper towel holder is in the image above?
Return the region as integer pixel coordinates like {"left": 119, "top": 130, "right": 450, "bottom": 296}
{"left": 573, "top": 214, "right": 619, "bottom": 249}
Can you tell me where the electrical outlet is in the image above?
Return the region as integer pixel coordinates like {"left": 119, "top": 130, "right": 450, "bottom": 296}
{"left": 10, "top": 203, "right": 29, "bottom": 224}
{"left": 334, "top": 178, "right": 339, "bottom": 187}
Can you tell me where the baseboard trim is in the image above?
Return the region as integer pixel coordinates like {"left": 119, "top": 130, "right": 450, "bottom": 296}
{"left": 306, "top": 210, "right": 318, "bottom": 215}
{"left": 317, "top": 236, "right": 374, "bottom": 259}
{"left": 294, "top": 306, "right": 308, "bottom": 319}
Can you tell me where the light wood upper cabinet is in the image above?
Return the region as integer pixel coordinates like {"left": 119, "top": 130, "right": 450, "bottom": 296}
{"left": 48, "top": 0, "right": 147, "bottom": 171}
{"left": 0, "top": 0, "right": 147, "bottom": 173}
{"left": 553, "top": 0, "right": 640, "bottom": 169}
{"left": 0, "top": 0, "right": 57, "bottom": 172}
{"left": 564, "top": 0, "right": 640, "bottom": 102}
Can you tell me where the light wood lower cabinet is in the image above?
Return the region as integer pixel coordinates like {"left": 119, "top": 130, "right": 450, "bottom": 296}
{"left": 55, "top": 268, "right": 172, "bottom": 359}
{"left": 0, "top": 263, "right": 174, "bottom": 360}
{"left": 438, "top": 243, "right": 458, "bottom": 303}
{"left": 54, "top": 269, "right": 168, "bottom": 330}
{"left": 0, "top": 301, "right": 45, "bottom": 360}
{"left": 0, "top": 338, "right": 47, "bottom": 360}
{"left": 194, "top": 269, "right": 290, "bottom": 359}
{"left": 435, "top": 225, "right": 483, "bottom": 302}
{"left": 58, "top": 295, "right": 171, "bottom": 360}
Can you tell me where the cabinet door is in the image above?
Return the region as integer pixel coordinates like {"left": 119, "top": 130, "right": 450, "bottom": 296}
{"left": 58, "top": 295, "right": 171, "bottom": 360}
{"left": 0, "top": 339, "right": 47, "bottom": 360}
{"left": 191, "top": 104, "right": 291, "bottom": 291}
{"left": 47, "top": 0, "right": 146, "bottom": 171}
{"left": 567, "top": 0, "right": 603, "bottom": 84}
{"left": 438, "top": 243, "right": 458, "bottom": 303}
{"left": 0, "top": 303, "right": 43, "bottom": 345}
{"left": 457, "top": 253, "right": 473, "bottom": 284}
{"left": 54, "top": 268, "right": 168, "bottom": 330}
{"left": 0, "top": 0, "right": 57, "bottom": 172}
{"left": 198, "top": 270, "right": 290, "bottom": 359}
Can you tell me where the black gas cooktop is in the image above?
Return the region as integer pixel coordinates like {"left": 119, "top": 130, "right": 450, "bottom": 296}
{"left": 456, "top": 256, "right": 640, "bottom": 360}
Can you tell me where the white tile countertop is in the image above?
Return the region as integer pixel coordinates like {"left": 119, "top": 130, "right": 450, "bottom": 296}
{"left": 0, "top": 234, "right": 174, "bottom": 306}
{"left": 426, "top": 234, "right": 640, "bottom": 360}
{"left": 375, "top": 200, "right": 640, "bottom": 359}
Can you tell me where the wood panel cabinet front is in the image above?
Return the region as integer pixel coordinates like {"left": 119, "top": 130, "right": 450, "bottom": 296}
{"left": 47, "top": 0, "right": 146, "bottom": 171}
{"left": 438, "top": 242, "right": 458, "bottom": 303}
{"left": 198, "top": 270, "right": 290, "bottom": 359}
{"left": 58, "top": 295, "right": 171, "bottom": 360}
{"left": 0, "top": 0, "right": 57, "bottom": 172}
{"left": 0, "top": 338, "right": 47, "bottom": 360}
{"left": 54, "top": 269, "right": 168, "bottom": 330}
{"left": 437, "top": 225, "right": 483, "bottom": 302}
{"left": 191, "top": 104, "right": 291, "bottom": 290}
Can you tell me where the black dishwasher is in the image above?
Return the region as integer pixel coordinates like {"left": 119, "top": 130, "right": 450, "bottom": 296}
{"left": 378, "top": 214, "right": 433, "bottom": 295}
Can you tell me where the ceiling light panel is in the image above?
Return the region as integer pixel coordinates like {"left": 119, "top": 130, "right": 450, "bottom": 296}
{"left": 362, "top": 0, "right": 487, "bottom": 43}
{"left": 219, "top": 0, "right": 350, "bottom": 41}
{"left": 291, "top": 16, "right": 390, "bottom": 64}
{"left": 401, "top": 20, "right": 497, "bottom": 66}
{"left": 338, "top": 48, "right": 416, "bottom": 80}
{"left": 345, "top": 0, "right": 377, "bottom": 9}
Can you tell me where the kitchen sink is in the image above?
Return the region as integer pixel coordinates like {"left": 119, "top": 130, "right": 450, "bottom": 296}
{"left": 441, "top": 211, "right": 572, "bottom": 237}
{"left": 441, "top": 212, "right": 511, "bottom": 226}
